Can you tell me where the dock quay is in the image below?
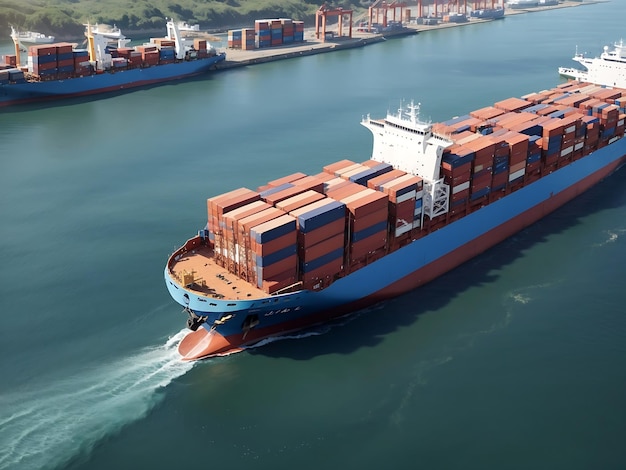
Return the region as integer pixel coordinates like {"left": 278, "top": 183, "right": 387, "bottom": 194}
{"left": 214, "top": 0, "right": 590, "bottom": 70}
{"left": 216, "top": 31, "right": 411, "bottom": 69}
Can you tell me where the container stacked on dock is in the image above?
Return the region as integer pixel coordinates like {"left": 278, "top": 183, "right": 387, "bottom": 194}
{"left": 202, "top": 80, "right": 626, "bottom": 295}
{"left": 229, "top": 18, "right": 305, "bottom": 50}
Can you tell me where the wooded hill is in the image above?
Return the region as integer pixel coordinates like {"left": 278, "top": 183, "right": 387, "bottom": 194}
{"left": 0, "top": 0, "right": 368, "bottom": 40}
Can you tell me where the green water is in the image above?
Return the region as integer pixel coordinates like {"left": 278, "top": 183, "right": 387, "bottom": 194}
{"left": 1, "top": 3, "right": 625, "bottom": 469}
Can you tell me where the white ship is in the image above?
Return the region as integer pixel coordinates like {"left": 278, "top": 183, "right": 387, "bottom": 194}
{"left": 14, "top": 29, "right": 55, "bottom": 44}
{"left": 558, "top": 39, "right": 626, "bottom": 88}
{"left": 9, "top": 27, "right": 55, "bottom": 51}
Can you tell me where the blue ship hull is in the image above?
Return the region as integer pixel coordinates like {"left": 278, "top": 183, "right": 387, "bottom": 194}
{"left": 165, "top": 136, "right": 626, "bottom": 358}
{"left": 0, "top": 53, "right": 225, "bottom": 107}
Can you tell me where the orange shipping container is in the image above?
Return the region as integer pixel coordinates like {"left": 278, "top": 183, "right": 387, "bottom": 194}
{"left": 326, "top": 182, "right": 368, "bottom": 201}
{"left": 351, "top": 207, "right": 388, "bottom": 233}
{"left": 335, "top": 163, "right": 366, "bottom": 178}
{"left": 494, "top": 96, "right": 531, "bottom": 113}
{"left": 301, "top": 257, "right": 343, "bottom": 284}
{"left": 262, "top": 269, "right": 298, "bottom": 294}
{"left": 341, "top": 189, "right": 388, "bottom": 218}
{"left": 323, "top": 159, "right": 357, "bottom": 175}
{"left": 367, "top": 169, "right": 407, "bottom": 190}
{"left": 251, "top": 229, "right": 297, "bottom": 257}
{"left": 300, "top": 232, "right": 345, "bottom": 262}
{"left": 297, "top": 218, "right": 346, "bottom": 248}
{"left": 350, "top": 229, "right": 387, "bottom": 261}
{"left": 275, "top": 190, "right": 326, "bottom": 213}
{"left": 266, "top": 172, "right": 307, "bottom": 188}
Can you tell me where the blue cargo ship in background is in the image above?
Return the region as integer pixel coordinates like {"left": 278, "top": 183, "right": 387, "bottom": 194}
{"left": 165, "top": 42, "right": 626, "bottom": 360}
{"left": 0, "top": 20, "right": 225, "bottom": 107}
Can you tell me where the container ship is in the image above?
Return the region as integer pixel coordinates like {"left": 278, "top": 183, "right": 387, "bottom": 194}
{"left": 165, "top": 57, "right": 626, "bottom": 361}
{"left": 0, "top": 20, "right": 225, "bottom": 107}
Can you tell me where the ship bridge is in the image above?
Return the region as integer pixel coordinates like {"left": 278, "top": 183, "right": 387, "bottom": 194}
{"left": 361, "top": 101, "right": 453, "bottom": 220}
{"left": 361, "top": 101, "right": 452, "bottom": 182}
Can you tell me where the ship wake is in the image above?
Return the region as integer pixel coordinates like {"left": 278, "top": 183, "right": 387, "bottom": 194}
{"left": 0, "top": 329, "right": 194, "bottom": 470}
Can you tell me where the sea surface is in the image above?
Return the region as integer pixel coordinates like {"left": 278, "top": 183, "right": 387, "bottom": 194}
{"left": 1, "top": 2, "right": 625, "bottom": 469}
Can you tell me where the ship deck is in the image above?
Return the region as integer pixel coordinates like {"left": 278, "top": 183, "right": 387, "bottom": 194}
{"left": 168, "top": 244, "right": 269, "bottom": 301}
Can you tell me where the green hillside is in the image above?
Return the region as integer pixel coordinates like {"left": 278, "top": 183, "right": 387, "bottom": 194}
{"left": 0, "top": 0, "right": 368, "bottom": 40}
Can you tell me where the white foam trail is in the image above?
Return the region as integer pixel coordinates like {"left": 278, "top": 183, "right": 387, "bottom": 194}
{"left": 0, "top": 329, "right": 194, "bottom": 470}
{"left": 593, "top": 228, "right": 626, "bottom": 247}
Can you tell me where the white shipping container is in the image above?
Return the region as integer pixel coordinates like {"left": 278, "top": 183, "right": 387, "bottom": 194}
{"left": 508, "top": 168, "right": 525, "bottom": 182}
{"left": 395, "top": 223, "right": 412, "bottom": 237}
{"left": 452, "top": 181, "right": 470, "bottom": 194}
{"left": 560, "top": 145, "right": 573, "bottom": 157}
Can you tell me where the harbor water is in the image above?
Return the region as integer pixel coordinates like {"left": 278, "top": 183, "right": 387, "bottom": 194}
{"left": 1, "top": 2, "right": 625, "bottom": 469}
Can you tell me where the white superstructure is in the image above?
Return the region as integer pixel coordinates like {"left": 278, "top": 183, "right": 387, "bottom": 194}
{"left": 14, "top": 29, "right": 55, "bottom": 44}
{"left": 558, "top": 39, "right": 626, "bottom": 88}
{"left": 361, "top": 101, "right": 454, "bottom": 220}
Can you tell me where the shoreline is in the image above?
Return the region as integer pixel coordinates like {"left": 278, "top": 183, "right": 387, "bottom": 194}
{"left": 215, "top": 1, "right": 598, "bottom": 70}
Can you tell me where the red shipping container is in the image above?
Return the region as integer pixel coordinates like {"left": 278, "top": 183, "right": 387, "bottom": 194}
{"left": 238, "top": 207, "right": 284, "bottom": 235}
{"left": 389, "top": 200, "right": 415, "bottom": 228}
{"left": 470, "top": 106, "right": 505, "bottom": 120}
{"left": 251, "top": 229, "right": 296, "bottom": 257}
{"left": 29, "top": 45, "right": 56, "bottom": 56}
{"left": 256, "top": 254, "right": 297, "bottom": 280}
{"left": 4, "top": 54, "right": 17, "bottom": 66}
{"left": 323, "top": 159, "right": 357, "bottom": 175}
{"left": 275, "top": 190, "right": 326, "bottom": 213}
{"left": 323, "top": 177, "right": 351, "bottom": 194}
{"left": 210, "top": 188, "right": 260, "bottom": 216}
{"left": 262, "top": 268, "right": 298, "bottom": 294}
{"left": 381, "top": 175, "right": 423, "bottom": 203}
{"left": 300, "top": 232, "right": 345, "bottom": 262}
{"left": 266, "top": 172, "right": 307, "bottom": 188}
{"left": 335, "top": 163, "right": 366, "bottom": 178}
{"left": 367, "top": 169, "right": 407, "bottom": 190}
{"left": 342, "top": 189, "right": 388, "bottom": 218}
{"left": 297, "top": 218, "right": 346, "bottom": 248}
{"left": 451, "top": 188, "right": 470, "bottom": 203}
{"left": 292, "top": 175, "right": 326, "bottom": 193}
{"left": 263, "top": 185, "right": 311, "bottom": 206}
{"left": 351, "top": 206, "right": 388, "bottom": 233}
{"left": 311, "top": 171, "right": 337, "bottom": 183}
{"left": 55, "top": 43, "right": 73, "bottom": 54}
{"left": 250, "top": 214, "right": 297, "bottom": 251}
{"left": 222, "top": 200, "right": 272, "bottom": 238}
{"left": 326, "top": 182, "right": 367, "bottom": 200}
{"left": 494, "top": 96, "right": 531, "bottom": 112}
{"left": 301, "top": 257, "right": 343, "bottom": 284}
{"left": 350, "top": 229, "right": 387, "bottom": 261}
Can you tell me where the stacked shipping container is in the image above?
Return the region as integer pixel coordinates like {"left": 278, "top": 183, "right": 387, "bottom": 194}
{"left": 11, "top": 33, "right": 216, "bottom": 81}
{"left": 203, "top": 80, "right": 626, "bottom": 295}
{"left": 230, "top": 18, "right": 305, "bottom": 50}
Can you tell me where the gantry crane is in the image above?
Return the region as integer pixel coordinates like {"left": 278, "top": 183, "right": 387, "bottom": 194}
{"left": 315, "top": 3, "right": 354, "bottom": 41}
{"left": 367, "top": 0, "right": 407, "bottom": 31}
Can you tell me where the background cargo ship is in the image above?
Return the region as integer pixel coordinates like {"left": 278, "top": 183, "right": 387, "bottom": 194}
{"left": 558, "top": 39, "right": 626, "bottom": 89}
{"left": 166, "top": 62, "right": 626, "bottom": 360}
{"left": 0, "top": 20, "right": 225, "bottom": 107}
